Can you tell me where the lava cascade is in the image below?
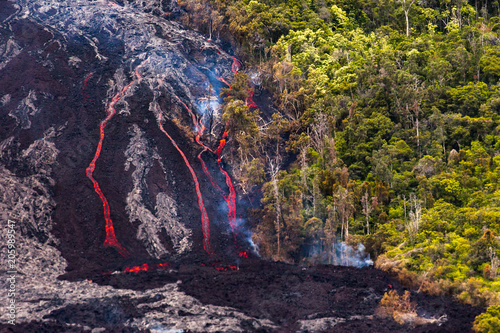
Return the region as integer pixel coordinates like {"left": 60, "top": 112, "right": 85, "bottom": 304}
{"left": 156, "top": 108, "right": 212, "bottom": 253}
{"left": 175, "top": 96, "right": 238, "bottom": 245}
{"left": 86, "top": 81, "right": 134, "bottom": 258}
{"left": 86, "top": 62, "right": 146, "bottom": 257}
{"left": 123, "top": 262, "right": 170, "bottom": 273}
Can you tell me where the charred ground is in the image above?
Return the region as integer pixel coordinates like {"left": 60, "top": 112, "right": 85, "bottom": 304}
{"left": 1, "top": 257, "right": 483, "bottom": 332}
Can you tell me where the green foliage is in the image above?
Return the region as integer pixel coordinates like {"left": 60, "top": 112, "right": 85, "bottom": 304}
{"left": 183, "top": 0, "right": 500, "bottom": 305}
{"left": 474, "top": 306, "right": 500, "bottom": 333}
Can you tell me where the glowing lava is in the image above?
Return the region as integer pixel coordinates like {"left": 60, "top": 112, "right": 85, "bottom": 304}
{"left": 175, "top": 97, "right": 238, "bottom": 244}
{"left": 86, "top": 62, "right": 147, "bottom": 257}
{"left": 245, "top": 89, "right": 258, "bottom": 108}
{"left": 156, "top": 109, "right": 212, "bottom": 253}
{"left": 201, "top": 262, "right": 239, "bottom": 271}
{"left": 82, "top": 72, "right": 93, "bottom": 90}
{"left": 231, "top": 57, "right": 241, "bottom": 73}
{"left": 215, "top": 263, "right": 238, "bottom": 271}
{"left": 172, "top": 55, "right": 255, "bottom": 249}
{"left": 123, "top": 262, "right": 170, "bottom": 273}
{"left": 86, "top": 82, "right": 133, "bottom": 257}
{"left": 213, "top": 130, "right": 237, "bottom": 239}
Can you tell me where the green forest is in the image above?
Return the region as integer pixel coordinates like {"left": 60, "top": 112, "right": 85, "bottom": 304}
{"left": 178, "top": 0, "right": 500, "bottom": 328}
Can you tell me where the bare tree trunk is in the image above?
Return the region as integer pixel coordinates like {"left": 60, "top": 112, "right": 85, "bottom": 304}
{"left": 405, "top": 10, "right": 410, "bottom": 37}
{"left": 209, "top": 19, "right": 212, "bottom": 40}
{"left": 403, "top": 194, "right": 407, "bottom": 222}
{"left": 489, "top": 247, "right": 499, "bottom": 279}
{"left": 267, "top": 153, "right": 282, "bottom": 258}
{"left": 362, "top": 192, "right": 373, "bottom": 235}
{"left": 407, "top": 193, "right": 422, "bottom": 240}
{"left": 273, "top": 177, "right": 280, "bottom": 257}
{"left": 400, "top": 0, "right": 415, "bottom": 37}
{"left": 344, "top": 215, "right": 349, "bottom": 240}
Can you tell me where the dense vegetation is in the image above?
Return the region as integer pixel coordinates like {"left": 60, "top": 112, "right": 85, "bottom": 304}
{"left": 178, "top": 0, "right": 500, "bottom": 317}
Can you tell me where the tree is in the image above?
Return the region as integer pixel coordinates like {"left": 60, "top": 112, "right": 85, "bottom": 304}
{"left": 398, "top": 0, "right": 416, "bottom": 36}
{"left": 282, "top": 190, "right": 305, "bottom": 261}
{"left": 333, "top": 185, "right": 354, "bottom": 240}
{"left": 362, "top": 191, "right": 374, "bottom": 234}
{"left": 473, "top": 306, "right": 500, "bottom": 332}
{"left": 325, "top": 204, "right": 339, "bottom": 263}
{"left": 266, "top": 152, "right": 282, "bottom": 258}
{"left": 488, "top": 247, "right": 499, "bottom": 279}
{"left": 406, "top": 193, "right": 422, "bottom": 240}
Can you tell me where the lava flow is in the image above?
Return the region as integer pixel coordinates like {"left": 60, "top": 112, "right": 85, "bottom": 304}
{"left": 200, "top": 262, "right": 239, "bottom": 271}
{"left": 215, "top": 264, "right": 238, "bottom": 271}
{"left": 245, "top": 89, "right": 258, "bottom": 108}
{"left": 86, "top": 62, "right": 147, "bottom": 258}
{"left": 123, "top": 262, "right": 170, "bottom": 273}
{"left": 172, "top": 55, "right": 254, "bottom": 248}
{"left": 231, "top": 57, "right": 241, "bottom": 73}
{"left": 175, "top": 97, "right": 238, "bottom": 244}
{"left": 213, "top": 130, "right": 237, "bottom": 238}
{"left": 81, "top": 72, "right": 93, "bottom": 102}
{"left": 156, "top": 108, "right": 212, "bottom": 253}
{"left": 86, "top": 82, "right": 134, "bottom": 257}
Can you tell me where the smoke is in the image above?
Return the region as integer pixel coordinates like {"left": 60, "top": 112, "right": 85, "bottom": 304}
{"left": 215, "top": 200, "right": 260, "bottom": 256}
{"left": 305, "top": 240, "right": 373, "bottom": 268}
{"left": 335, "top": 242, "right": 373, "bottom": 267}
{"left": 249, "top": 72, "right": 262, "bottom": 87}
{"left": 236, "top": 218, "right": 260, "bottom": 257}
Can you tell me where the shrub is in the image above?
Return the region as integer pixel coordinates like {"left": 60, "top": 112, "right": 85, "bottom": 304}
{"left": 473, "top": 306, "right": 500, "bottom": 333}
{"left": 377, "top": 290, "right": 417, "bottom": 324}
{"left": 377, "top": 289, "right": 448, "bottom": 327}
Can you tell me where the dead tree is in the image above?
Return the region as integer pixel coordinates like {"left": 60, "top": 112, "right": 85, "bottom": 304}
{"left": 406, "top": 193, "right": 422, "bottom": 240}
{"left": 489, "top": 247, "right": 499, "bottom": 279}
{"left": 361, "top": 192, "right": 374, "bottom": 235}
{"left": 267, "top": 152, "right": 282, "bottom": 258}
{"left": 334, "top": 186, "right": 354, "bottom": 240}
{"left": 398, "top": 0, "right": 416, "bottom": 37}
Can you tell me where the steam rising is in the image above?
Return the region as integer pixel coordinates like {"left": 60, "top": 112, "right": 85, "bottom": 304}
{"left": 306, "top": 241, "right": 373, "bottom": 268}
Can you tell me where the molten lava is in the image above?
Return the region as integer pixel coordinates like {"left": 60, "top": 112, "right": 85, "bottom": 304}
{"left": 231, "top": 57, "right": 241, "bottom": 73}
{"left": 156, "top": 109, "right": 211, "bottom": 253}
{"left": 86, "top": 61, "right": 147, "bottom": 258}
{"left": 86, "top": 80, "right": 134, "bottom": 258}
{"left": 174, "top": 97, "right": 239, "bottom": 245}
{"left": 201, "top": 262, "right": 239, "bottom": 271}
{"left": 123, "top": 262, "right": 170, "bottom": 273}
{"left": 214, "top": 263, "right": 238, "bottom": 271}
{"left": 245, "top": 89, "right": 258, "bottom": 108}
{"left": 82, "top": 72, "right": 92, "bottom": 90}
{"left": 176, "top": 55, "right": 258, "bottom": 249}
{"left": 218, "top": 77, "right": 231, "bottom": 88}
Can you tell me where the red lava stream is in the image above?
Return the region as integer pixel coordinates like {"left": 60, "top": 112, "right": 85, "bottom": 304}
{"left": 86, "top": 61, "right": 147, "bottom": 257}
{"left": 172, "top": 55, "right": 257, "bottom": 249}
{"left": 156, "top": 108, "right": 212, "bottom": 253}
{"left": 86, "top": 54, "right": 248, "bottom": 260}
{"left": 175, "top": 96, "right": 238, "bottom": 245}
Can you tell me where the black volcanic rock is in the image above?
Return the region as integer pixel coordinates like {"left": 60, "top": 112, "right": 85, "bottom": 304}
{"left": 1, "top": 0, "right": 240, "bottom": 268}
